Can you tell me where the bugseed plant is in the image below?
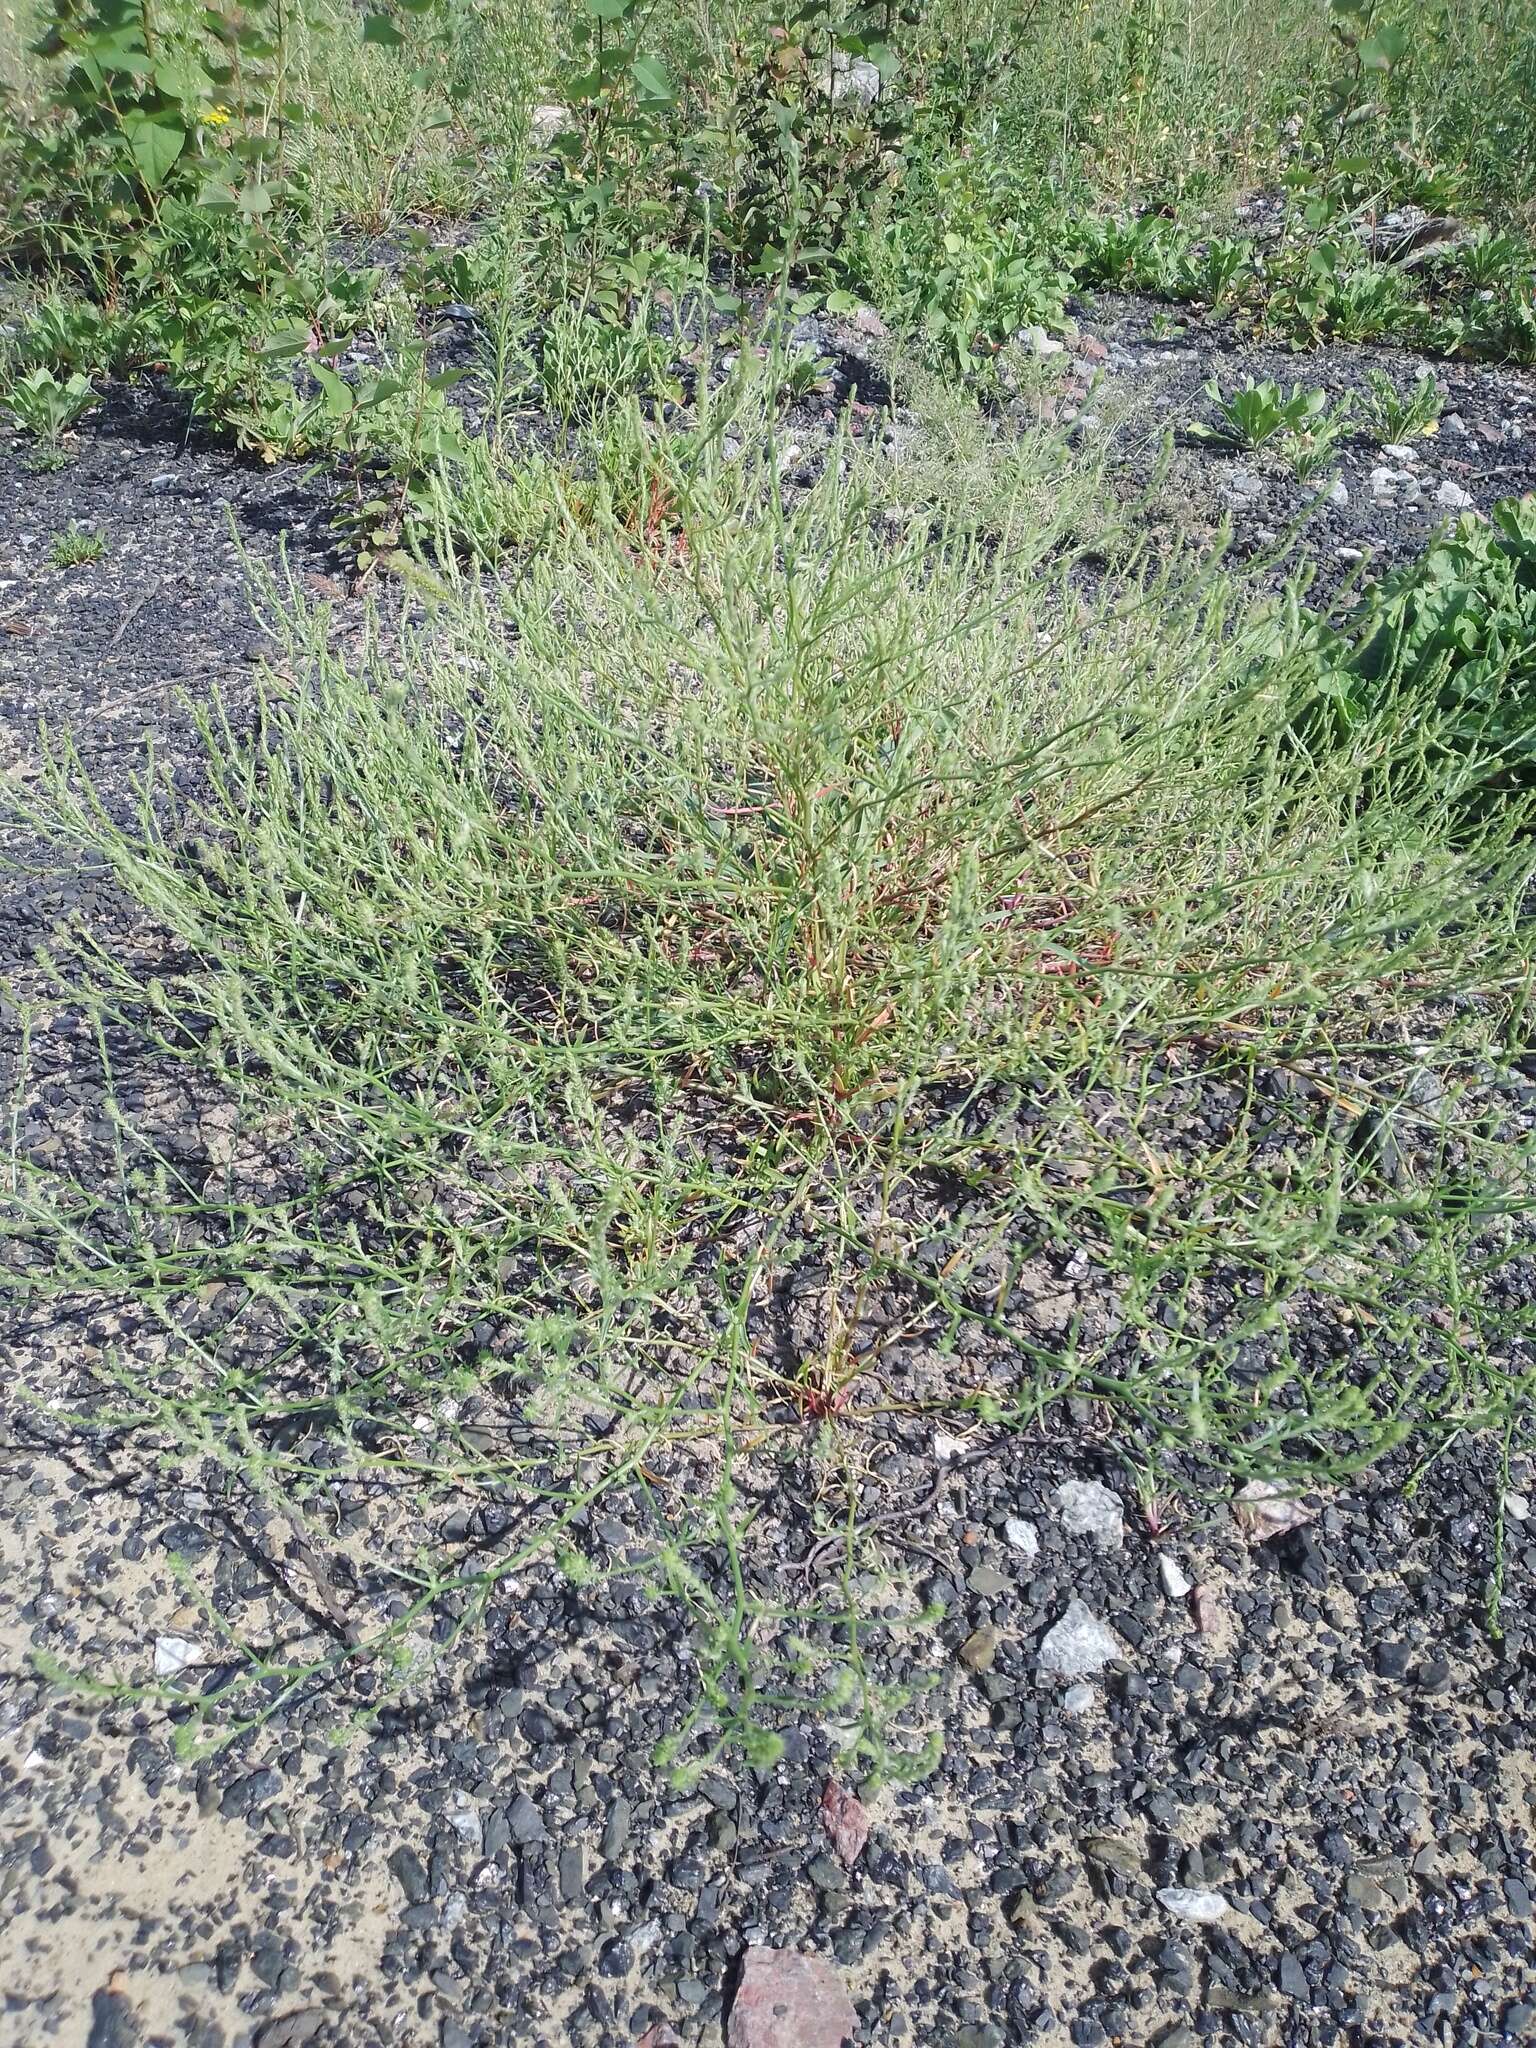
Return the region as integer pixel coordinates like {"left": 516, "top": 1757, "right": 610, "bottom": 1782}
{"left": 7, "top": 376, "right": 1535, "bottom": 1769}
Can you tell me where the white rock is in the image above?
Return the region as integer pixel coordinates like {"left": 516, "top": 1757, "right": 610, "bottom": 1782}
{"left": 1061, "top": 1683, "right": 1097, "bottom": 1715}
{"left": 1505, "top": 1491, "right": 1531, "bottom": 1521}
{"left": 1038, "top": 1599, "right": 1124, "bottom": 1677}
{"left": 821, "top": 51, "right": 882, "bottom": 102}
{"left": 1052, "top": 1479, "right": 1125, "bottom": 1551}
{"left": 1157, "top": 1886, "right": 1230, "bottom": 1922}
{"left": 1313, "top": 478, "right": 1348, "bottom": 507}
{"left": 530, "top": 104, "right": 572, "bottom": 148}
{"left": 153, "top": 1635, "right": 200, "bottom": 1678}
{"left": 1436, "top": 479, "right": 1474, "bottom": 510}
{"left": 629, "top": 1918, "right": 663, "bottom": 1957}
{"left": 1005, "top": 1516, "right": 1040, "bottom": 1558}
{"left": 1020, "top": 325, "right": 1066, "bottom": 357}
{"left": 934, "top": 1431, "right": 964, "bottom": 1461}
{"left": 446, "top": 1791, "right": 482, "bottom": 1846}
{"left": 1382, "top": 442, "right": 1419, "bottom": 464}
{"left": 1158, "top": 1554, "right": 1193, "bottom": 1601}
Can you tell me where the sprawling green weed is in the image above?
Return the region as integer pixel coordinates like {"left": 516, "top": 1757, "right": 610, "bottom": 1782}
{"left": 9, "top": 384, "right": 1534, "bottom": 1762}
{"left": 6, "top": 0, "right": 1536, "bottom": 1775}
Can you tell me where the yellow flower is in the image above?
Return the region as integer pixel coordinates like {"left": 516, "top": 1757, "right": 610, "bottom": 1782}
{"left": 204, "top": 104, "right": 232, "bottom": 127}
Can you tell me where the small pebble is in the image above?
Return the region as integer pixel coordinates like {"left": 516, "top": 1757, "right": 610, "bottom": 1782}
{"left": 1158, "top": 1555, "right": 1193, "bottom": 1601}
{"left": 1156, "top": 1886, "right": 1229, "bottom": 1923}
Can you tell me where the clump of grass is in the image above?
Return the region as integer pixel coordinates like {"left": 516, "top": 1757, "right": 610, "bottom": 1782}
{"left": 7, "top": 371, "right": 1535, "bottom": 1769}
{"left": 47, "top": 523, "right": 106, "bottom": 567}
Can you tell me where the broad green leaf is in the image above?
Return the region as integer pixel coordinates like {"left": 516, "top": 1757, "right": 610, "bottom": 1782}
{"left": 362, "top": 12, "right": 404, "bottom": 44}
{"left": 120, "top": 109, "right": 187, "bottom": 190}
{"left": 584, "top": 0, "right": 631, "bottom": 17}
{"left": 311, "top": 363, "right": 355, "bottom": 417}
{"left": 630, "top": 52, "right": 673, "bottom": 102}
{"left": 84, "top": 31, "right": 151, "bottom": 73}
{"left": 153, "top": 53, "right": 213, "bottom": 100}
{"left": 1360, "top": 27, "right": 1408, "bottom": 69}
{"left": 258, "top": 326, "right": 315, "bottom": 360}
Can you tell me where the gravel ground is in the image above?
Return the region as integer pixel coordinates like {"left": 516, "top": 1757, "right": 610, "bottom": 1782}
{"left": 2, "top": 306, "right": 1535, "bottom": 2048}
{"left": 1054, "top": 289, "right": 1536, "bottom": 599}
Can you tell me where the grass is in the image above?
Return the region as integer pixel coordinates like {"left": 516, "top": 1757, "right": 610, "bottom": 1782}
{"left": 7, "top": 364, "right": 1535, "bottom": 1767}
{"left": 46, "top": 522, "right": 106, "bottom": 566}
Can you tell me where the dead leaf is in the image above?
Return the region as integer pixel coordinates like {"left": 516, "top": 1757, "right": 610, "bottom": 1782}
{"left": 1190, "top": 1584, "right": 1221, "bottom": 1635}
{"left": 819, "top": 1777, "right": 870, "bottom": 1867}
{"left": 1232, "top": 1478, "right": 1317, "bottom": 1542}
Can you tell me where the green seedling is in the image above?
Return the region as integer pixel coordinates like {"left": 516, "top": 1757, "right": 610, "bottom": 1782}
{"left": 1189, "top": 377, "right": 1328, "bottom": 451}
{"left": 47, "top": 524, "right": 108, "bottom": 567}
{"left": 6, "top": 367, "right": 99, "bottom": 455}
{"left": 1360, "top": 368, "right": 1443, "bottom": 444}
{"left": 1284, "top": 393, "right": 1354, "bottom": 481}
